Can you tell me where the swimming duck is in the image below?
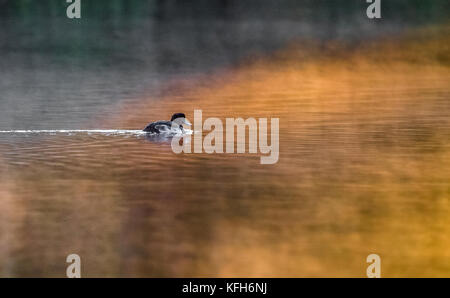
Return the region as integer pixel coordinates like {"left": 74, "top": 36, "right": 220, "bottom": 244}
{"left": 143, "top": 113, "right": 191, "bottom": 134}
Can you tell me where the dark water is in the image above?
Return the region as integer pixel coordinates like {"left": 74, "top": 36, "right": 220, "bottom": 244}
{"left": 0, "top": 1, "right": 449, "bottom": 277}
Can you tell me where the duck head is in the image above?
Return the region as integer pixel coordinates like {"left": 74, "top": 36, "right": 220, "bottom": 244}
{"left": 171, "top": 113, "right": 191, "bottom": 126}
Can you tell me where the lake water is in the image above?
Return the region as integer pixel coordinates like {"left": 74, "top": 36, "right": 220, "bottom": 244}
{"left": 0, "top": 1, "right": 449, "bottom": 277}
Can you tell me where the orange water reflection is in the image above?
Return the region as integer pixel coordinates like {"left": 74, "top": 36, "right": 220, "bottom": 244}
{"left": 0, "top": 28, "right": 449, "bottom": 277}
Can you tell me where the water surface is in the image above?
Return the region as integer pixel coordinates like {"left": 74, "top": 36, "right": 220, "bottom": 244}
{"left": 0, "top": 1, "right": 449, "bottom": 277}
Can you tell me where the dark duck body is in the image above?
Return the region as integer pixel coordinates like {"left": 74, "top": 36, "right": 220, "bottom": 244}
{"left": 143, "top": 113, "right": 191, "bottom": 134}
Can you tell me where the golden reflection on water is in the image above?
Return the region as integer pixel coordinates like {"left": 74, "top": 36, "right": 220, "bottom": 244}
{"left": 0, "top": 28, "right": 449, "bottom": 277}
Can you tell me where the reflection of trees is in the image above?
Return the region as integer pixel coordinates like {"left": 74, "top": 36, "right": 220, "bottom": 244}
{"left": 0, "top": 0, "right": 448, "bottom": 21}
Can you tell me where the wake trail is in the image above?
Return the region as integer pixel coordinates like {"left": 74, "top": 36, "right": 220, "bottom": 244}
{"left": 0, "top": 130, "right": 148, "bottom": 135}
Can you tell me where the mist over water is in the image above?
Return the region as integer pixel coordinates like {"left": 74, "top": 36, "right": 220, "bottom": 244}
{"left": 1, "top": 0, "right": 448, "bottom": 129}
{"left": 0, "top": 1, "right": 449, "bottom": 277}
